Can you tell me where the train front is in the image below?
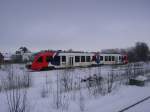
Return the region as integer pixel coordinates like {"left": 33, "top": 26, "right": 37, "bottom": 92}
{"left": 26, "top": 51, "right": 57, "bottom": 71}
{"left": 26, "top": 52, "right": 38, "bottom": 70}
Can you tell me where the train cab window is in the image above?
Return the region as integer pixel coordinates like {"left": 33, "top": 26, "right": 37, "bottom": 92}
{"left": 75, "top": 56, "right": 80, "bottom": 62}
{"left": 81, "top": 56, "right": 85, "bottom": 62}
{"left": 52, "top": 56, "right": 60, "bottom": 65}
{"left": 105, "top": 56, "right": 108, "bottom": 61}
{"left": 86, "top": 56, "right": 91, "bottom": 62}
{"left": 37, "top": 56, "right": 43, "bottom": 63}
{"left": 100, "top": 56, "right": 103, "bottom": 61}
{"left": 62, "top": 56, "right": 66, "bottom": 62}
{"left": 112, "top": 56, "right": 115, "bottom": 61}
{"left": 46, "top": 56, "right": 53, "bottom": 62}
{"left": 54, "top": 56, "right": 60, "bottom": 62}
{"left": 109, "top": 56, "right": 111, "bottom": 61}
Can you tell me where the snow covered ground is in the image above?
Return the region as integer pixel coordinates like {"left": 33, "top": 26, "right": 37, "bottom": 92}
{"left": 0, "top": 64, "right": 150, "bottom": 112}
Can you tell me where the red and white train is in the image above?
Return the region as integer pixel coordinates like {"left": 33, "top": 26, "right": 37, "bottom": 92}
{"left": 26, "top": 50, "right": 128, "bottom": 71}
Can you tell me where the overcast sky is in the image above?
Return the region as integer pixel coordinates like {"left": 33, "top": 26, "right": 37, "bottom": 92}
{"left": 0, "top": 0, "right": 150, "bottom": 52}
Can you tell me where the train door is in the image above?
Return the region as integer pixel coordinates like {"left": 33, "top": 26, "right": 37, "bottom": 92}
{"left": 118, "top": 55, "right": 122, "bottom": 64}
{"left": 115, "top": 56, "right": 118, "bottom": 64}
{"left": 69, "top": 56, "right": 74, "bottom": 67}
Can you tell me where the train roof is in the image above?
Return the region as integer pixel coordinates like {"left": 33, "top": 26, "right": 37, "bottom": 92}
{"left": 34, "top": 50, "right": 127, "bottom": 56}
{"left": 100, "top": 53, "right": 126, "bottom": 55}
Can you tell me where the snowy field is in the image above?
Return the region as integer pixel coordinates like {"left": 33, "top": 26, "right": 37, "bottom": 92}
{"left": 0, "top": 63, "right": 150, "bottom": 112}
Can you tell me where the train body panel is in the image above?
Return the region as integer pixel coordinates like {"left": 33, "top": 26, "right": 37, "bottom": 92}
{"left": 54, "top": 52, "right": 94, "bottom": 68}
{"left": 99, "top": 53, "right": 126, "bottom": 65}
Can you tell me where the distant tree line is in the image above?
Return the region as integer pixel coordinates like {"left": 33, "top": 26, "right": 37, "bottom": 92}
{"left": 12, "top": 46, "right": 31, "bottom": 63}
{"left": 127, "top": 42, "right": 149, "bottom": 62}
{"left": 0, "top": 46, "right": 31, "bottom": 64}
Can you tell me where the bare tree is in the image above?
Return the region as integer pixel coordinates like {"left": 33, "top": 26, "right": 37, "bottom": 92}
{"left": 135, "top": 42, "right": 149, "bottom": 62}
{"left": 60, "top": 69, "right": 70, "bottom": 92}
{"left": 1, "top": 64, "right": 31, "bottom": 112}
{"left": 5, "top": 80, "right": 28, "bottom": 112}
{"left": 79, "top": 90, "right": 85, "bottom": 112}
{"left": 41, "top": 73, "right": 49, "bottom": 98}
{"left": 107, "top": 68, "right": 115, "bottom": 93}
{"left": 127, "top": 42, "right": 149, "bottom": 62}
{"left": 124, "top": 63, "right": 133, "bottom": 85}
{"left": 53, "top": 70, "right": 62, "bottom": 109}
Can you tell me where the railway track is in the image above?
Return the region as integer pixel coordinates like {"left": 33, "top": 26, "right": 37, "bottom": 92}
{"left": 118, "top": 96, "right": 150, "bottom": 112}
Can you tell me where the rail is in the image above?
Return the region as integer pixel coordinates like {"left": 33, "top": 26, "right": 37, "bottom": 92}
{"left": 118, "top": 96, "right": 150, "bottom": 112}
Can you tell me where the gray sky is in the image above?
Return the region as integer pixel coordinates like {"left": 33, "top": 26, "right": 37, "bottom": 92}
{"left": 0, "top": 0, "right": 150, "bottom": 52}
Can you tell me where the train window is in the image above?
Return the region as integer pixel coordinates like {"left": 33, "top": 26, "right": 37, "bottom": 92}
{"left": 100, "top": 56, "right": 103, "bottom": 61}
{"left": 86, "top": 56, "right": 91, "bottom": 62}
{"left": 46, "top": 56, "right": 53, "bottom": 62}
{"left": 37, "top": 56, "right": 43, "bottom": 63}
{"left": 81, "top": 56, "right": 85, "bottom": 62}
{"left": 92, "top": 56, "right": 96, "bottom": 61}
{"left": 124, "top": 56, "right": 127, "bottom": 60}
{"left": 75, "top": 56, "right": 80, "bottom": 62}
{"left": 105, "top": 56, "right": 108, "bottom": 61}
{"left": 112, "top": 56, "right": 115, "bottom": 61}
{"left": 121, "top": 56, "right": 123, "bottom": 61}
{"left": 109, "top": 56, "right": 111, "bottom": 61}
{"left": 119, "top": 56, "right": 121, "bottom": 60}
{"left": 62, "top": 56, "right": 66, "bottom": 62}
